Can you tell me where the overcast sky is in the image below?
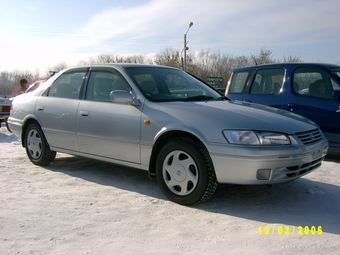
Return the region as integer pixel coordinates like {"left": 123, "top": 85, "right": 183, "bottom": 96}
{"left": 1, "top": 0, "right": 339, "bottom": 73}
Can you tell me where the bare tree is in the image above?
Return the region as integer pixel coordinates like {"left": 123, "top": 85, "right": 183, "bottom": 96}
{"left": 79, "top": 54, "right": 119, "bottom": 65}
{"left": 282, "top": 55, "right": 303, "bottom": 63}
{"left": 0, "top": 71, "right": 14, "bottom": 96}
{"left": 0, "top": 70, "right": 35, "bottom": 95}
{"left": 192, "top": 50, "right": 251, "bottom": 86}
{"left": 250, "top": 49, "right": 276, "bottom": 65}
{"left": 194, "top": 50, "right": 215, "bottom": 79}
{"left": 79, "top": 53, "right": 151, "bottom": 65}
{"left": 154, "top": 47, "right": 182, "bottom": 69}
{"left": 125, "top": 54, "right": 150, "bottom": 64}
{"left": 46, "top": 62, "right": 67, "bottom": 77}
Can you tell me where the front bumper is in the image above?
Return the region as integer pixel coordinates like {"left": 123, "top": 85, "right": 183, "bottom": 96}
{"left": 208, "top": 139, "right": 328, "bottom": 185}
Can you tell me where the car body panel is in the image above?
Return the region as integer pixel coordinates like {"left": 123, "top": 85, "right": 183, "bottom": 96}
{"left": 35, "top": 97, "right": 80, "bottom": 151}
{"left": 77, "top": 100, "right": 142, "bottom": 163}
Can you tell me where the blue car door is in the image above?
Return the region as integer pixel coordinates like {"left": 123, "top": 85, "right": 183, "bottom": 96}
{"left": 288, "top": 66, "right": 340, "bottom": 150}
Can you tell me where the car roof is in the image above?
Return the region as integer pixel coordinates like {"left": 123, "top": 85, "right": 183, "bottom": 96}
{"left": 95, "top": 63, "right": 175, "bottom": 68}
{"left": 62, "top": 63, "right": 179, "bottom": 71}
{"left": 233, "top": 62, "right": 340, "bottom": 71}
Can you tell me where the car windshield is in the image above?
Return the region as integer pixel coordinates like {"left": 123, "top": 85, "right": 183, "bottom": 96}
{"left": 125, "top": 67, "right": 222, "bottom": 102}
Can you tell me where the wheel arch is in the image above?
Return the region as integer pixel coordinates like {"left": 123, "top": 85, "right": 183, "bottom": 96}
{"left": 148, "top": 130, "right": 209, "bottom": 178}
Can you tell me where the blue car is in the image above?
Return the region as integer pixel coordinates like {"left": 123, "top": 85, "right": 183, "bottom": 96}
{"left": 225, "top": 63, "right": 340, "bottom": 154}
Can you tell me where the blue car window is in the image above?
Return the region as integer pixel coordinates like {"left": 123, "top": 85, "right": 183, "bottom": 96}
{"left": 229, "top": 72, "right": 249, "bottom": 93}
{"left": 250, "top": 68, "right": 284, "bottom": 95}
{"left": 293, "top": 67, "right": 334, "bottom": 99}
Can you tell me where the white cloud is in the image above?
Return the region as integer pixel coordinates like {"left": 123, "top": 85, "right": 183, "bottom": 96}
{"left": 1, "top": 0, "right": 339, "bottom": 73}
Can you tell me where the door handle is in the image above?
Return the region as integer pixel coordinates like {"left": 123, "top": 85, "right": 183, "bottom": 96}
{"left": 79, "top": 111, "right": 89, "bottom": 117}
{"left": 287, "top": 103, "right": 297, "bottom": 108}
{"left": 37, "top": 106, "right": 44, "bottom": 111}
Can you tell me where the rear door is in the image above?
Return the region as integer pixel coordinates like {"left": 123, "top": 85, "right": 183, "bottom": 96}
{"left": 35, "top": 68, "right": 86, "bottom": 151}
{"left": 77, "top": 67, "right": 142, "bottom": 164}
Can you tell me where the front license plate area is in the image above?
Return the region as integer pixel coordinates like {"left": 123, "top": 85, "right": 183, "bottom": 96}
{"left": 311, "top": 148, "right": 322, "bottom": 160}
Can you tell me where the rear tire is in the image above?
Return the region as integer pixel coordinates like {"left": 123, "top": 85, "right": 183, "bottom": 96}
{"left": 25, "top": 123, "right": 56, "bottom": 165}
{"left": 156, "top": 137, "right": 218, "bottom": 205}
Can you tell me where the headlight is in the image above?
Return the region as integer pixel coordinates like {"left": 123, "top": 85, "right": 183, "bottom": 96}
{"left": 223, "top": 130, "right": 291, "bottom": 145}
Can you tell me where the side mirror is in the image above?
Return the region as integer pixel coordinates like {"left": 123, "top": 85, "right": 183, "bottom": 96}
{"left": 333, "top": 90, "right": 340, "bottom": 100}
{"left": 110, "top": 90, "right": 140, "bottom": 106}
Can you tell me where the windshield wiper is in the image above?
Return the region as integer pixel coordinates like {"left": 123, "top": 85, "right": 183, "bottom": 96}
{"left": 183, "top": 95, "right": 215, "bottom": 101}
{"left": 216, "top": 96, "right": 229, "bottom": 101}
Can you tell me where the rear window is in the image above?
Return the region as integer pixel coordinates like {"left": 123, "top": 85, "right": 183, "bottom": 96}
{"left": 229, "top": 71, "right": 249, "bottom": 93}
{"left": 48, "top": 71, "right": 85, "bottom": 99}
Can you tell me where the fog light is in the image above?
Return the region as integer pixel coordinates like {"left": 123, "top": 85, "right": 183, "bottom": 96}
{"left": 257, "top": 169, "right": 271, "bottom": 180}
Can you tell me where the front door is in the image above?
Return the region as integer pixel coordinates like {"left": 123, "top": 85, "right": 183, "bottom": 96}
{"left": 77, "top": 68, "right": 142, "bottom": 164}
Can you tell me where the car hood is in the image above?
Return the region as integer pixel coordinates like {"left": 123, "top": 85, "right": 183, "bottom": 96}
{"left": 144, "top": 99, "right": 318, "bottom": 142}
{"left": 219, "top": 100, "right": 317, "bottom": 132}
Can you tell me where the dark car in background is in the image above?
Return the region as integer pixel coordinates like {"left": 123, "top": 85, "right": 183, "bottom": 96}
{"left": 225, "top": 63, "right": 340, "bottom": 154}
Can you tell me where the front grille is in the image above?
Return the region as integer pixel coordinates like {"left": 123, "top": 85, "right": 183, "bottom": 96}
{"left": 286, "top": 157, "right": 324, "bottom": 178}
{"left": 272, "top": 155, "right": 325, "bottom": 181}
{"left": 296, "top": 129, "right": 322, "bottom": 145}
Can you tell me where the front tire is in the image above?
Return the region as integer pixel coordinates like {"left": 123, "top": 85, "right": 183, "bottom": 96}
{"left": 156, "top": 137, "right": 218, "bottom": 205}
{"left": 24, "top": 123, "right": 56, "bottom": 165}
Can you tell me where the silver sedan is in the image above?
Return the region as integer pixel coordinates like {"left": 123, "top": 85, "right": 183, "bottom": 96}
{"left": 7, "top": 64, "right": 328, "bottom": 205}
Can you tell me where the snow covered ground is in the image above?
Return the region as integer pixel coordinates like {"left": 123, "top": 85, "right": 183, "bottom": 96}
{"left": 0, "top": 126, "right": 339, "bottom": 254}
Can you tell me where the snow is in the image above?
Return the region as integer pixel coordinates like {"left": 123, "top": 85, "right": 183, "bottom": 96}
{"left": 0, "top": 126, "right": 339, "bottom": 254}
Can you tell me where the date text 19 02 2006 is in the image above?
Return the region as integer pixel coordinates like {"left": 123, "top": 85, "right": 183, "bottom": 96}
{"left": 258, "top": 226, "right": 322, "bottom": 235}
